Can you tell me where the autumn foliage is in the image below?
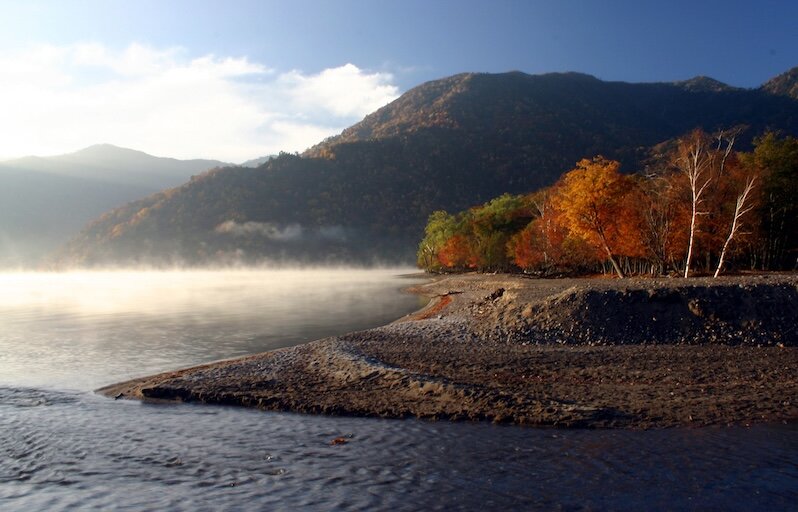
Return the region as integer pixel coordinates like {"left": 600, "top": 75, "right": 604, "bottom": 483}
{"left": 418, "top": 130, "right": 796, "bottom": 277}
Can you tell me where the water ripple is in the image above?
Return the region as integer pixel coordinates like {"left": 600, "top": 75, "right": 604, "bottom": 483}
{"left": 1, "top": 388, "right": 796, "bottom": 511}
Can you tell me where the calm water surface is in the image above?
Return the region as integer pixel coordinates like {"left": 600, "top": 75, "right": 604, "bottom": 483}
{"left": 0, "top": 269, "right": 796, "bottom": 511}
{"left": 0, "top": 269, "right": 427, "bottom": 390}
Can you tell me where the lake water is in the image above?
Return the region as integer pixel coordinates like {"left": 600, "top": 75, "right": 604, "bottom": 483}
{"left": 1, "top": 269, "right": 796, "bottom": 511}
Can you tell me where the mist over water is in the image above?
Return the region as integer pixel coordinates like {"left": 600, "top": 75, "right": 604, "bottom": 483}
{"left": 0, "top": 268, "right": 796, "bottom": 510}
{"left": 0, "top": 268, "right": 426, "bottom": 390}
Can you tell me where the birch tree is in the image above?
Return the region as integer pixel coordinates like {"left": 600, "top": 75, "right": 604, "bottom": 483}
{"left": 675, "top": 130, "right": 714, "bottom": 277}
{"left": 714, "top": 175, "right": 757, "bottom": 277}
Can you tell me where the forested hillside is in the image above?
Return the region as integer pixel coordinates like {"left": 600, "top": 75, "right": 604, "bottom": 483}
{"left": 56, "top": 68, "right": 798, "bottom": 267}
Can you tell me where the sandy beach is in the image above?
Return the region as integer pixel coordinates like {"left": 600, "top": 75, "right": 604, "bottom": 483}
{"left": 99, "top": 273, "right": 798, "bottom": 428}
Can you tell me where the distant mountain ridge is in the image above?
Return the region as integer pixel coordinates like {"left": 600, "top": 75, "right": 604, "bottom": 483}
{"left": 0, "top": 145, "right": 229, "bottom": 267}
{"left": 239, "top": 155, "right": 277, "bottom": 168}
{"left": 56, "top": 67, "right": 798, "bottom": 267}
{"left": 3, "top": 144, "right": 229, "bottom": 189}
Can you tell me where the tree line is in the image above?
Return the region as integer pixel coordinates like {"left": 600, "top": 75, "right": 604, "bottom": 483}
{"left": 417, "top": 130, "right": 798, "bottom": 277}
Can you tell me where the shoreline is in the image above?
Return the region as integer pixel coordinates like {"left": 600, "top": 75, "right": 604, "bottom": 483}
{"left": 99, "top": 273, "right": 798, "bottom": 429}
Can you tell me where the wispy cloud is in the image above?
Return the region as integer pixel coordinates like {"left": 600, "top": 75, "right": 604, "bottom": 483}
{"left": 0, "top": 43, "right": 400, "bottom": 162}
{"left": 215, "top": 220, "right": 303, "bottom": 241}
{"left": 215, "top": 220, "right": 349, "bottom": 242}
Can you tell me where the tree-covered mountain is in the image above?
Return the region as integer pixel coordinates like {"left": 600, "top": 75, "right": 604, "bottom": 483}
{"left": 56, "top": 69, "right": 798, "bottom": 267}
{"left": 0, "top": 145, "right": 228, "bottom": 266}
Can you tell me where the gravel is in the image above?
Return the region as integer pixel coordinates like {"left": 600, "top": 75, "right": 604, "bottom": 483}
{"left": 98, "top": 273, "right": 798, "bottom": 429}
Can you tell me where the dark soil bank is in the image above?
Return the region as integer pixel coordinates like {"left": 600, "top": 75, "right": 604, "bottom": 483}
{"left": 99, "top": 273, "right": 798, "bottom": 428}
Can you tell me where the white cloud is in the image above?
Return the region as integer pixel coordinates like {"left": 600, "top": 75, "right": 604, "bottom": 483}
{"left": 0, "top": 43, "right": 400, "bottom": 162}
{"left": 276, "top": 63, "right": 401, "bottom": 118}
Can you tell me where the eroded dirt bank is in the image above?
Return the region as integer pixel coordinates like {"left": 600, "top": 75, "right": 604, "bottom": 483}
{"left": 99, "top": 273, "right": 798, "bottom": 428}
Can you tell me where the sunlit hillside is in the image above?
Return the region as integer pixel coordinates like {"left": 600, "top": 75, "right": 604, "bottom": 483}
{"left": 58, "top": 68, "right": 798, "bottom": 267}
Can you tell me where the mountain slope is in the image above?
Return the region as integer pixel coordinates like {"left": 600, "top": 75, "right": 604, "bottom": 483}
{"left": 57, "top": 69, "right": 798, "bottom": 267}
{"left": 0, "top": 145, "right": 228, "bottom": 267}
{"left": 761, "top": 66, "right": 798, "bottom": 99}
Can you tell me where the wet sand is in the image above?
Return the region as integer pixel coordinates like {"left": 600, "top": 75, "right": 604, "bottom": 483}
{"left": 99, "top": 273, "right": 798, "bottom": 428}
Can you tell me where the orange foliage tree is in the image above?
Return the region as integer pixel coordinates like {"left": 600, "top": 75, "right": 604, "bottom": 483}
{"left": 549, "top": 157, "right": 643, "bottom": 278}
{"left": 507, "top": 188, "right": 598, "bottom": 273}
{"left": 417, "top": 129, "right": 783, "bottom": 277}
{"left": 437, "top": 234, "right": 473, "bottom": 269}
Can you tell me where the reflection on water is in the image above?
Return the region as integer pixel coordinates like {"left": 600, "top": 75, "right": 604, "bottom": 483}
{"left": 0, "top": 269, "right": 796, "bottom": 511}
{"left": 0, "top": 269, "right": 426, "bottom": 390}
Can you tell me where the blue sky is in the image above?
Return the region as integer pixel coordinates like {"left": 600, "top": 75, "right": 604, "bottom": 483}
{"left": 0, "top": 0, "right": 796, "bottom": 161}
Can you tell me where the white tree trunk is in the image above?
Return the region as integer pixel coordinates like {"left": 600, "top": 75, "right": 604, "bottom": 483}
{"left": 714, "top": 176, "right": 757, "bottom": 278}
{"left": 682, "top": 142, "right": 711, "bottom": 278}
{"left": 684, "top": 196, "right": 698, "bottom": 278}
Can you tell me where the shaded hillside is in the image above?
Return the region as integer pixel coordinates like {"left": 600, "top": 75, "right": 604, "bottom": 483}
{"left": 0, "top": 145, "right": 227, "bottom": 267}
{"left": 57, "top": 69, "right": 798, "bottom": 267}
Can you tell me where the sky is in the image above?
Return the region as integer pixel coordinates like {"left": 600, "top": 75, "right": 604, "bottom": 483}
{"left": 0, "top": 0, "right": 796, "bottom": 162}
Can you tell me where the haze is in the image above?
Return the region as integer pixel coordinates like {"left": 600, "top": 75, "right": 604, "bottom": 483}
{"left": 0, "top": 268, "right": 423, "bottom": 390}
